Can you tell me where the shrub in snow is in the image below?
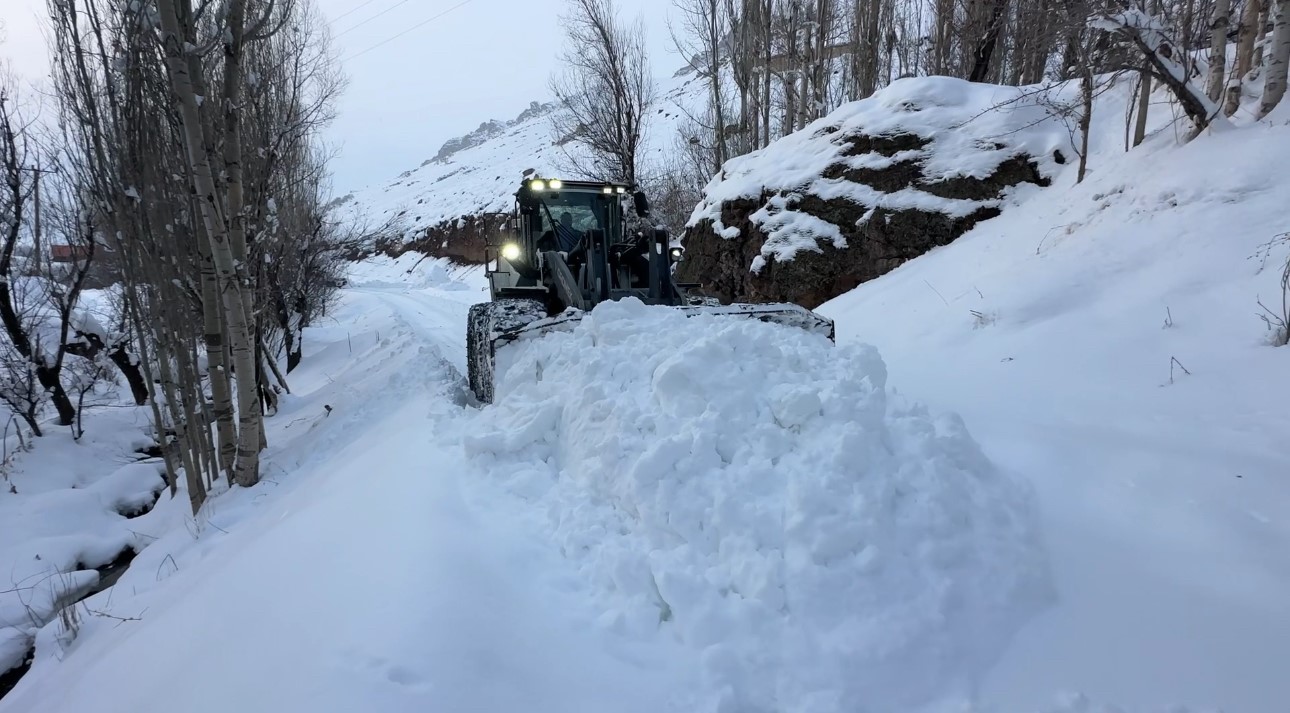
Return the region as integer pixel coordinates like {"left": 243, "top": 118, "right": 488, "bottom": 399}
{"left": 678, "top": 76, "right": 1073, "bottom": 309}
{"left": 464, "top": 298, "right": 1052, "bottom": 712}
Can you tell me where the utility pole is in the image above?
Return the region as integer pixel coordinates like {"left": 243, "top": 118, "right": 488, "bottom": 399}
{"left": 32, "top": 159, "right": 43, "bottom": 263}
{"left": 19, "top": 162, "right": 58, "bottom": 266}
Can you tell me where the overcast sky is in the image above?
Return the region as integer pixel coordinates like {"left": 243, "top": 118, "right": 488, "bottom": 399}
{"left": 0, "top": 0, "right": 683, "bottom": 193}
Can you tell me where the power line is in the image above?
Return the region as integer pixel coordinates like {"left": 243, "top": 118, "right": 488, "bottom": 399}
{"left": 330, "top": 0, "right": 384, "bottom": 24}
{"left": 335, "top": 0, "right": 415, "bottom": 38}
{"left": 341, "top": 0, "right": 477, "bottom": 62}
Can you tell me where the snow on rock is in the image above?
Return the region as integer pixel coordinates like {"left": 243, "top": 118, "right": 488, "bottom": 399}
{"left": 463, "top": 297, "right": 1051, "bottom": 712}
{"left": 679, "top": 76, "right": 1069, "bottom": 308}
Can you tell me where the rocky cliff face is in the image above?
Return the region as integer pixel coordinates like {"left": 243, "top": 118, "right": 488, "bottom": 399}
{"left": 677, "top": 77, "right": 1070, "bottom": 309}
{"left": 373, "top": 212, "right": 510, "bottom": 264}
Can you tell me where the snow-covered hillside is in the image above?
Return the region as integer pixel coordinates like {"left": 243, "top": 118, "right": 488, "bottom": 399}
{"left": 333, "top": 68, "right": 707, "bottom": 246}
{"left": 3, "top": 69, "right": 1287, "bottom": 713}
{"left": 813, "top": 76, "right": 1290, "bottom": 712}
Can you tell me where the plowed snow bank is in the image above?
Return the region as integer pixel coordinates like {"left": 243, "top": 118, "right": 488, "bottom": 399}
{"left": 464, "top": 298, "right": 1051, "bottom": 712}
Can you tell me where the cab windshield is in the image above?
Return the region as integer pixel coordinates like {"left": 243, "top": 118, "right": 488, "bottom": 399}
{"left": 533, "top": 189, "right": 619, "bottom": 252}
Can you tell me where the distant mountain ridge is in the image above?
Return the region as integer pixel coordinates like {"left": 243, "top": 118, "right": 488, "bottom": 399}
{"left": 334, "top": 68, "right": 708, "bottom": 261}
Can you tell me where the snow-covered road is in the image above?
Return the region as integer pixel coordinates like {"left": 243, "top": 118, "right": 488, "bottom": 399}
{"left": 2, "top": 279, "right": 697, "bottom": 713}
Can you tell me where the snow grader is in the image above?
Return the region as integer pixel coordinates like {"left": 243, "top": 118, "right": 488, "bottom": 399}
{"left": 465, "top": 173, "right": 835, "bottom": 403}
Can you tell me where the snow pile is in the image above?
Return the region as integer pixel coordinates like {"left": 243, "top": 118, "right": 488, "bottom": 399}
{"left": 463, "top": 297, "right": 1051, "bottom": 712}
{"left": 686, "top": 76, "right": 1071, "bottom": 269}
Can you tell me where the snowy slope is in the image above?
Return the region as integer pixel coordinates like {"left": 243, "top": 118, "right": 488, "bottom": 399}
{"left": 334, "top": 69, "right": 707, "bottom": 244}
{"left": 815, "top": 77, "right": 1290, "bottom": 713}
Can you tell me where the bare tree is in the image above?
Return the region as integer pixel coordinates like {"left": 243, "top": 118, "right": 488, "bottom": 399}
{"left": 671, "top": 0, "right": 732, "bottom": 171}
{"left": 727, "top": 0, "right": 761, "bottom": 154}
{"left": 1091, "top": 4, "right": 1228, "bottom": 137}
{"left": 550, "top": 0, "right": 657, "bottom": 185}
{"left": 0, "top": 75, "right": 80, "bottom": 433}
{"left": 42, "top": 0, "right": 349, "bottom": 510}
{"left": 154, "top": 0, "right": 267, "bottom": 487}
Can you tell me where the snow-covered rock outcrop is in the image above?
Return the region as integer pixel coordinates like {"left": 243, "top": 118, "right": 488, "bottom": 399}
{"left": 679, "top": 77, "right": 1072, "bottom": 308}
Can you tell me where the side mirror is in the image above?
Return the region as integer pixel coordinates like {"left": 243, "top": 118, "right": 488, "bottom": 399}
{"left": 632, "top": 190, "right": 650, "bottom": 217}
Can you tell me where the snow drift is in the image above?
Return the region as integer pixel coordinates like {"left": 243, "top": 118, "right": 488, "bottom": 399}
{"left": 463, "top": 297, "right": 1051, "bottom": 712}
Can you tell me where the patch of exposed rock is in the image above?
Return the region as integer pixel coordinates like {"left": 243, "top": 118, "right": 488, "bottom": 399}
{"left": 373, "top": 212, "right": 510, "bottom": 264}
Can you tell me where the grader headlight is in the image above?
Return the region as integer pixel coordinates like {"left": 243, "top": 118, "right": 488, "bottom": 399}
{"left": 501, "top": 243, "right": 522, "bottom": 261}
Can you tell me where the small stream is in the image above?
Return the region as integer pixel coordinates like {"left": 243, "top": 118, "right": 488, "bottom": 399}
{"left": 0, "top": 458, "right": 164, "bottom": 702}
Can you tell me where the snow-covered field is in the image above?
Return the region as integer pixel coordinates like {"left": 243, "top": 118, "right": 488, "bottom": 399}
{"left": 2, "top": 73, "right": 1288, "bottom": 713}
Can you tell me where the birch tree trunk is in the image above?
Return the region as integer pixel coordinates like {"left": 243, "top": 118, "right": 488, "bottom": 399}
{"left": 1256, "top": 0, "right": 1273, "bottom": 65}
{"left": 1260, "top": 0, "right": 1290, "bottom": 117}
{"left": 155, "top": 0, "right": 263, "bottom": 487}
{"left": 1206, "top": 0, "right": 1233, "bottom": 102}
{"left": 933, "top": 0, "right": 955, "bottom": 75}
{"left": 1226, "top": 0, "right": 1265, "bottom": 114}
{"left": 220, "top": 0, "right": 269, "bottom": 462}
{"left": 197, "top": 219, "right": 238, "bottom": 475}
